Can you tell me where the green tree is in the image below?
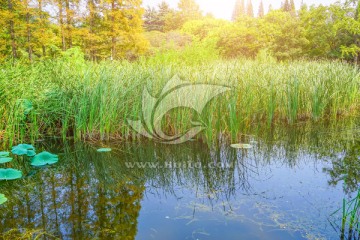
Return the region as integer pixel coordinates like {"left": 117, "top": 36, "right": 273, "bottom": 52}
{"left": 232, "top": 0, "right": 245, "bottom": 21}
{"left": 261, "top": 10, "right": 308, "bottom": 59}
{"left": 157, "top": 1, "right": 171, "bottom": 32}
{"left": 178, "top": 0, "right": 202, "bottom": 21}
{"left": 144, "top": 7, "right": 161, "bottom": 31}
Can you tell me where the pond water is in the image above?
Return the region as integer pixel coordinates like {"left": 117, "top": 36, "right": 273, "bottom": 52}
{"left": 0, "top": 121, "right": 360, "bottom": 239}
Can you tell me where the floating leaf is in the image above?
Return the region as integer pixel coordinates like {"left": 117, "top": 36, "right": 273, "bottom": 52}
{"left": 0, "top": 152, "right": 9, "bottom": 157}
{"left": 0, "top": 194, "right": 7, "bottom": 205}
{"left": 26, "top": 150, "right": 36, "bottom": 157}
{"left": 0, "top": 168, "right": 22, "bottom": 180}
{"left": 11, "top": 144, "right": 35, "bottom": 156}
{"left": 0, "top": 158, "right": 12, "bottom": 164}
{"left": 230, "top": 143, "right": 253, "bottom": 149}
{"left": 31, "top": 151, "right": 58, "bottom": 166}
{"left": 97, "top": 148, "right": 112, "bottom": 152}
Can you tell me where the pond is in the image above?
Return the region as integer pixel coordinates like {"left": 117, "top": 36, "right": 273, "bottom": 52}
{"left": 0, "top": 120, "right": 359, "bottom": 239}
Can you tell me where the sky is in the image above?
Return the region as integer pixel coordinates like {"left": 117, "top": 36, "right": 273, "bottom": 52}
{"left": 142, "top": 0, "right": 340, "bottom": 20}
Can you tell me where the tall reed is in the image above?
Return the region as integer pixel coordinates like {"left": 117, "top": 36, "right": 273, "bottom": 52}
{"left": 0, "top": 56, "right": 359, "bottom": 145}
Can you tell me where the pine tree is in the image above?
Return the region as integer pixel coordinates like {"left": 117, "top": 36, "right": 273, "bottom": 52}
{"left": 144, "top": 7, "right": 160, "bottom": 31}
{"left": 232, "top": 0, "right": 245, "bottom": 21}
{"left": 246, "top": 0, "right": 254, "bottom": 17}
{"left": 258, "top": 0, "right": 264, "bottom": 17}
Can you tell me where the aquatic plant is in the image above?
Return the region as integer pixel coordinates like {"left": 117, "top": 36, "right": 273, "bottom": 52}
{"left": 97, "top": 148, "right": 112, "bottom": 152}
{"left": 31, "top": 151, "right": 59, "bottom": 166}
{"left": 11, "top": 144, "right": 36, "bottom": 156}
{"left": 0, "top": 168, "right": 22, "bottom": 180}
{"left": 0, "top": 157, "right": 12, "bottom": 164}
{"left": 0, "top": 194, "right": 7, "bottom": 205}
{"left": 0, "top": 58, "right": 359, "bottom": 144}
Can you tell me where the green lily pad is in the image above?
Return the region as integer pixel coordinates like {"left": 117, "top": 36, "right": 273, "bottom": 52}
{"left": 0, "top": 152, "right": 9, "bottom": 157}
{"left": 0, "top": 194, "right": 7, "bottom": 205}
{"left": 11, "top": 144, "right": 35, "bottom": 156}
{"left": 26, "top": 150, "right": 36, "bottom": 157}
{"left": 31, "top": 151, "right": 58, "bottom": 166}
{"left": 230, "top": 143, "right": 253, "bottom": 149}
{"left": 0, "top": 168, "right": 23, "bottom": 180}
{"left": 0, "top": 157, "right": 12, "bottom": 164}
{"left": 97, "top": 148, "right": 112, "bottom": 152}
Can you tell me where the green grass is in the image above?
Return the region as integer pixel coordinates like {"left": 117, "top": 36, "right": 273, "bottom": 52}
{"left": 0, "top": 54, "right": 360, "bottom": 145}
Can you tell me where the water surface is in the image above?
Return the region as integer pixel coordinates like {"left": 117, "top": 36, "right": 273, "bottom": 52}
{"left": 0, "top": 122, "right": 359, "bottom": 239}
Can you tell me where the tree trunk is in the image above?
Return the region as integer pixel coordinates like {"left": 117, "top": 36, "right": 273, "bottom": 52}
{"left": 26, "top": 0, "right": 32, "bottom": 62}
{"left": 65, "top": 0, "right": 72, "bottom": 48}
{"left": 58, "top": 0, "right": 66, "bottom": 50}
{"left": 7, "top": 0, "right": 17, "bottom": 59}
{"left": 111, "top": 0, "right": 116, "bottom": 60}
{"left": 39, "top": 0, "right": 46, "bottom": 57}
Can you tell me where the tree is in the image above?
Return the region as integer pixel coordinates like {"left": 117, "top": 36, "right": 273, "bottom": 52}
{"left": 261, "top": 10, "right": 309, "bottom": 59}
{"left": 102, "top": 0, "right": 148, "bottom": 60}
{"left": 178, "top": 0, "right": 202, "bottom": 21}
{"left": 268, "top": 4, "right": 273, "bottom": 12}
{"left": 258, "top": 0, "right": 264, "bottom": 17}
{"left": 246, "top": 0, "right": 254, "bottom": 17}
{"left": 283, "top": 0, "right": 291, "bottom": 12}
{"left": 232, "top": 0, "right": 245, "bottom": 21}
{"left": 144, "top": 7, "right": 161, "bottom": 31}
{"left": 290, "top": 0, "right": 296, "bottom": 12}
{"left": 157, "top": 1, "right": 171, "bottom": 32}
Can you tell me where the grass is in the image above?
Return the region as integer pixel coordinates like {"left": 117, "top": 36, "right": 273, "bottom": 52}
{"left": 330, "top": 189, "right": 360, "bottom": 240}
{"left": 0, "top": 52, "right": 360, "bottom": 145}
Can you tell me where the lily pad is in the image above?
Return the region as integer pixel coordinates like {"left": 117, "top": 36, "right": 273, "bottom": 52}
{"left": 0, "top": 168, "right": 23, "bottom": 180}
{"left": 97, "top": 148, "right": 112, "bottom": 152}
{"left": 11, "top": 144, "right": 35, "bottom": 156}
{"left": 26, "top": 150, "right": 36, "bottom": 157}
{"left": 31, "top": 151, "right": 58, "bottom": 166}
{"left": 230, "top": 143, "right": 253, "bottom": 149}
{"left": 0, "top": 152, "right": 9, "bottom": 157}
{"left": 0, "top": 157, "right": 12, "bottom": 164}
{"left": 0, "top": 194, "right": 7, "bottom": 205}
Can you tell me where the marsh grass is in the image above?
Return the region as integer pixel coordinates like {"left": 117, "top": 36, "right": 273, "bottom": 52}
{"left": 331, "top": 189, "right": 360, "bottom": 240}
{"left": 0, "top": 56, "right": 360, "bottom": 145}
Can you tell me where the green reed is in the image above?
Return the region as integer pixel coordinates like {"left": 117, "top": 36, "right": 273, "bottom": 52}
{"left": 0, "top": 56, "right": 360, "bottom": 145}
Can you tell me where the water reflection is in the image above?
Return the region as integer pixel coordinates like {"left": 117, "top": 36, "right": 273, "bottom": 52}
{"left": 0, "top": 120, "right": 359, "bottom": 239}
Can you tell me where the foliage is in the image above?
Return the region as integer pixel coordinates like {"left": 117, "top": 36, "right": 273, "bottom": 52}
{"left": 0, "top": 0, "right": 148, "bottom": 61}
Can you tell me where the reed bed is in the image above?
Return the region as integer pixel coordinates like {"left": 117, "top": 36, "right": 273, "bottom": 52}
{"left": 0, "top": 56, "right": 359, "bottom": 145}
